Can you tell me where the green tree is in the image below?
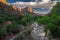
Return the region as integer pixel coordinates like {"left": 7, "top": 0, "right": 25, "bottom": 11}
{"left": 19, "top": 14, "right": 34, "bottom": 25}
{"left": 0, "top": 24, "right": 7, "bottom": 38}
{"left": 7, "top": 22, "right": 20, "bottom": 34}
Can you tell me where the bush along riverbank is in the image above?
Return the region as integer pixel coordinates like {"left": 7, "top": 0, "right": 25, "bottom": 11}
{"left": 0, "top": 13, "right": 35, "bottom": 40}
{"left": 12, "top": 2, "right": 60, "bottom": 40}
{"left": 36, "top": 2, "right": 60, "bottom": 40}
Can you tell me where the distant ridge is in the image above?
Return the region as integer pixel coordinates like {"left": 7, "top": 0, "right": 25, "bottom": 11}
{"left": 0, "top": 0, "right": 36, "bottom": 16}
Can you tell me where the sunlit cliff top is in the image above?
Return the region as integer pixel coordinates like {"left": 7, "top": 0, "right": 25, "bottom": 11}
{"left": 0, "top": 0, "right": 7, "bottom": 4}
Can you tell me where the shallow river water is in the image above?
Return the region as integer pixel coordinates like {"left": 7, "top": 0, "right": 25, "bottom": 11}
{"left": 22, "top": 22, "right": 49, "bottom": 40}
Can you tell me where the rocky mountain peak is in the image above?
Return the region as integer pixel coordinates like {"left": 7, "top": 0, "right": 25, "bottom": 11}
{"left": 0, "top": 0, "right": 34, "bottom": 16}
{"left": 23, "top": 6, "right": 33, "bottom": 13}
{"left": 10, "top": 4, "right": 17, "bottom": 10}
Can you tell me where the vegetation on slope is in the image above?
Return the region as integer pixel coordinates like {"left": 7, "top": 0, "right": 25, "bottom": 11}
{"left": 0, "top": 13, "right": 35, "bottom": 39}
{"left": 14, "top": 2, "right": 60, "bottom": 39}
{"left": 0, "top": 2, "right": 60, "bottom": 40}
{"left": 36, "top": 2, "right": 60, "bottom": 38}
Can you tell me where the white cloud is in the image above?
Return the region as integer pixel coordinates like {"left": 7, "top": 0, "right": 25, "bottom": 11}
{"left": 7, "top": 0, "right": 56, "bottom": 14}
{"left": 42, "top": 0, "right": 49, "bottom": 2}
{"left": 8, "top": 1, "right": 50, "bottom": 6}
{"left": 8, "top": 2, "right": 48, "bottom": 8}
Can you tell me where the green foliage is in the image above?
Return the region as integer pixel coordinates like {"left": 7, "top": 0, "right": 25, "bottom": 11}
{"left": 55, "top": 19, "right": 60, "bottom": 26}
{"left": 0, "top": 12, "right": 35, "bottom": 38}
{"left": 0, "top": 24, "right": 7, "bottom": 38}
{"left": 6, "top": 14, "right": 18, "bottom": 21}
{"left": 0, "top": 13, "right": 7, "bottom": 24}
{"left": 7, "top": 22, "right": 20, "bottom": 34}
{"left": 19, "top": 14, "right": 34, "bottom": 25}
{"left": 36, "top": 15, "right": 51, "bottom": 24}
{"left": 47, "top": 23, "right": 56, "bottom": 31}
{"left": 36, "top": 2, "right": 60, "bottom": 38}
{"left": 0, "top": 2, "right": 60, "bottom": 38}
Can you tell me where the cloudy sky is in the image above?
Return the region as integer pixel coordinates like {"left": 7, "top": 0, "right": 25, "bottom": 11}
{"left": 6, "top": 0, "right": 57, "bottom": 14}
{"left": 7, "top": 0, "right": 57, "bottom": 8}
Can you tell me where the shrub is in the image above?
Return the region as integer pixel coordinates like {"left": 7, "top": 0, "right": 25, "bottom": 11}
{"left": 0, "top": 24, "right": 7, "bottom": 38}
{"left": 36, "top": 2, "right": 60, "bottom": 38}
{"left": 19, "top": 14, "right": 34, "bottom": 25}
{"left": 7, "top": 22, "right": 20, "bottom": 34}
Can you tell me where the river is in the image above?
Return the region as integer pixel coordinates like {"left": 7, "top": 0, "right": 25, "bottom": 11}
{"left": 22, "top": 22, "right": 49, "bottom": 40}
{"left": 9, "top": 2, "right": 57, "bottom": 40}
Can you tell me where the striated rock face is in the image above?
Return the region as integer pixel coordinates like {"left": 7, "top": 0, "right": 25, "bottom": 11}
{"left": 26, "top": 7, "right": 33, "bottom": 13}
{"left": 22, "top": 7, "right": 33, "bottom": 13}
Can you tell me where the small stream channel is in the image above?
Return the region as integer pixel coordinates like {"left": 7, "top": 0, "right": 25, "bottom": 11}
{"left": 9, "top": 2, "right": 56, "bottom": 40}
{"left": 10, "top": 22, "right": 49, "bottom": 40}
{"left": 22, "top": 22, "right": 49, "bottom": 40}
